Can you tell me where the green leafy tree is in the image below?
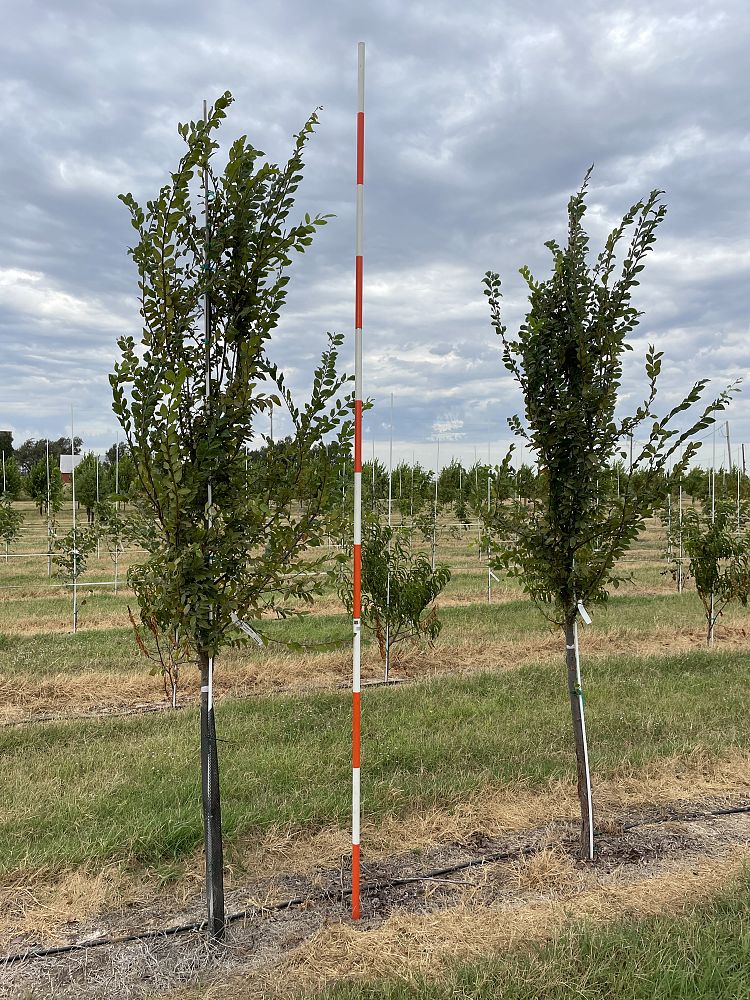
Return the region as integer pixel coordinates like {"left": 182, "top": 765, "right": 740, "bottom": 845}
{"left": 75, "top": 454, "right": 109, "bottom": 523}
{"left": 0, "top": 499, "right": 23, "bottom": 561}
{"left": 111, "top": 93, "right": 351, "bottom": 938}
{"left": 51, "top": 524, "right": 98, "bottom": 582}
{"left": 15, "top": 437, "right": 82, "bottom": 474}
{"left": 27, "top": 458, "right": 64, "bottom": 517}
{"left": 682, "top": 500, "right": 750, "bottom": 645}
{"left": 51, "top": 522, "right": 99, "bottom": 631}
{"left": 1, "top": 455, "right": 22, "bottom": 500}
{"left": 484, "top": 170, "right": 737, "bottom": 859}
{"left": 104, "top": 446, "right": 136, "bottom": 501}
{"left": 683, "top": 466, "right": 709, "bottom": 502}
{"left": 397, "top": 461, "right": 433, "bottom": 525}
{"left": 338, "top": 519, "right": 451, "bottom": 663}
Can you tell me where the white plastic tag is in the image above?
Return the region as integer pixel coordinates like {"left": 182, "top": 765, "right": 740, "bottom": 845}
{"left": 577, "top": 601, "right": 592, "bottom": 626}
{"left": 230, "top": 612, "right": 265, "bottom": 646}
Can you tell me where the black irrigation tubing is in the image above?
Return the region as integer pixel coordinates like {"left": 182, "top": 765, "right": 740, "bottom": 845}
{"left": 4, "top": 800, "right": 750, "bottom": 967}
{"left": 0, "top": 677, "right": 407, "bottom": 730}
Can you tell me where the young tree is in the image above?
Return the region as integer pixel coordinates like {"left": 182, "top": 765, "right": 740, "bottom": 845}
{"left": 484, "top": 170, "right": 737, "bottom": 859}
{"left": 75, "top": 454, "right": 108, "bottom": 524}
{"left": 112, "top": 93, "right": 351, "bottom": 938}
{"left": 27, "top": 458, "right": 64, "bottom": 517}
{"left": 1, "top": 455, "right": 22, "bottom": 500}
{"left": 51, "top": 524, "right": 98, "bottom": 582}
{"left": 682, "top": 500, "right": 750, "bottom": 644}
{"left": 0, "top": 498, "right": 23, "bottom": 562}
{"left": 338, "top": 520, "right": 451, "bottom": 664}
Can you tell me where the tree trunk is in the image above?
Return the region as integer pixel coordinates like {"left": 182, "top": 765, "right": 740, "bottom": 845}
{"left": 199, "top": 651, "right": 226, "bottom": 940}
{"left": 564, "top": 615, "right": 595, "bottom": 861}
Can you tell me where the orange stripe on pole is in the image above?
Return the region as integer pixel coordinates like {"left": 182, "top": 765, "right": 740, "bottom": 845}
{"left": 355, "top": 256, "right": 363, "bottom": 329}
{"left": 356, "top": 112, "right": 364, "bottom": 184}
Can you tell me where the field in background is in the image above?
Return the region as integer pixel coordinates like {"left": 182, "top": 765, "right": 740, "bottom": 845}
{"left": 2, "top": 498, "right": 750, "bottom": 999}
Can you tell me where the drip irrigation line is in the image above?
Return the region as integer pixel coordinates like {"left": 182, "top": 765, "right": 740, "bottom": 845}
{"left": 4, "top": 799, "right": 750, "bottom": 967}
{"left": 0, "top": 676, "right": 406, "bottom": 729}
{"left": 0, "top": 892, "right": 309, "bottom": 967}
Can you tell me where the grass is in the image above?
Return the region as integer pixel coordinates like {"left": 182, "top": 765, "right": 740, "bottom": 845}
{"left": 301, "top": 870, "right": 750, "bottom": 999}
{"left": 1, "top": 588, "right": 742, "bottom": 678}
{"left": 1, "top": 646, "right": 749, "bottom": 878}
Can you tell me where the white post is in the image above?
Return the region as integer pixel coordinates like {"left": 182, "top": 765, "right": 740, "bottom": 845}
{"left": 710, "top": 428, "right": 716, "bottom": 646}
{"left": 46, "top": 439, "right": 52, "bottom": 577}
{"left": 384, "top": 393, "right": 393, "bottom": 681}
{"left": 409, "top": 449, "right": 415, "bottom": 549}
{"left": 96, "top": 453, "right": 100, "bottom": 558}
{"left": 726, "top": 420, "right": 732, "bottom": 471}
{"left": 737, "top": 466, "right": 741, "bottom": 535}
{"left": 678, "top": 477, "right": 683, "bottom": 594}
{"left": 666, "top": 489, "right": 672, "bottom": 561}
{"left": 487, "top": 469, "right": 493, "bottom": 601}
{"left": 71, "top": 409, "right": 78, "bottom": 634}
{"left": 114, "top": 437, "right": 120, "bottom": 594}
{"left": 431, "top": 439, "right": 439, "bottom": 571}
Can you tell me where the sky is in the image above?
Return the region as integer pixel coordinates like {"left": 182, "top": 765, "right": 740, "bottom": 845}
{"left": 1, "top": 0, "right": 748, "bottom": 471}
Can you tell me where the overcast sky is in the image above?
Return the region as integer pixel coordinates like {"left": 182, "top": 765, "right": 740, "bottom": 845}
{"left": 1, "top": 0, "right": 748, "bottom": 470}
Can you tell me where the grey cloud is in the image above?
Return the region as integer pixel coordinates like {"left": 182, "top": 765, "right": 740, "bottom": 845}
{"left": 0, "top": 0, "right": 748, "bottom": 457}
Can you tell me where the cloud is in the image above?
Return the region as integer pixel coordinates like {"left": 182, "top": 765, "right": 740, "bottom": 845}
{"left": 0, "top": 0, "right": 748, "bottom": 461}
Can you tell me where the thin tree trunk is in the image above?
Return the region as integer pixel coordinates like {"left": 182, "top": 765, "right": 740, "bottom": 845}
{"left": 199, "top": 651, "right": 225, "bottom": 940}
{"left": 564, "top": 614, "right": 595, "bottom": 861}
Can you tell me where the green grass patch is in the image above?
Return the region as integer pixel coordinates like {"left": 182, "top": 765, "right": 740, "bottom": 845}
{"left": 304, "top": 871, "right": 750, "bottom": 999}
{"left": 1, "top": 647, "right": 749, "bottom": 877}
{"left": 0, "top": 627, "right": 141, "bottom": 676}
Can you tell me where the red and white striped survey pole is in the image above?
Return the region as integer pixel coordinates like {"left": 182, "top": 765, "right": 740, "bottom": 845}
{"left": 352, "top": 40, "right": 365, "bottom": 922}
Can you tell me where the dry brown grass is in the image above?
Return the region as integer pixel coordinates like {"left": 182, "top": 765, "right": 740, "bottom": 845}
{"left": 161, "top": 846, "right": 750, "bottom": 1000}
{"left": 237, "top": 745, "right": 750, "bottom": 880}
{"left": 3, "top": 747, "right": 747, "bottom": 951}
{"left": 0, "top": 865, "right": 147, "bottom": 944}
{"left": 260, "top": 849, "right": 750, "bottom": 999}
{"left": 5, "top": 616, "right": 750, "bottom": 724}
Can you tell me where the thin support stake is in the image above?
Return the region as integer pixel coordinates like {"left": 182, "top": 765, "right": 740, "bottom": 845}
{"left": 71, "top": 407, "right": 77, "bottom": 634}
{"left": 573, "top": 615, "right": 594, "bottom": 860}
{"left": 46, "top": 439, "right": 52, "bottom": 577}
{"left": 385, "top": 392, "right": 393, "bottom": 682}
{"left": 431, "top": 439, "right": 439, "bottom": 572}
